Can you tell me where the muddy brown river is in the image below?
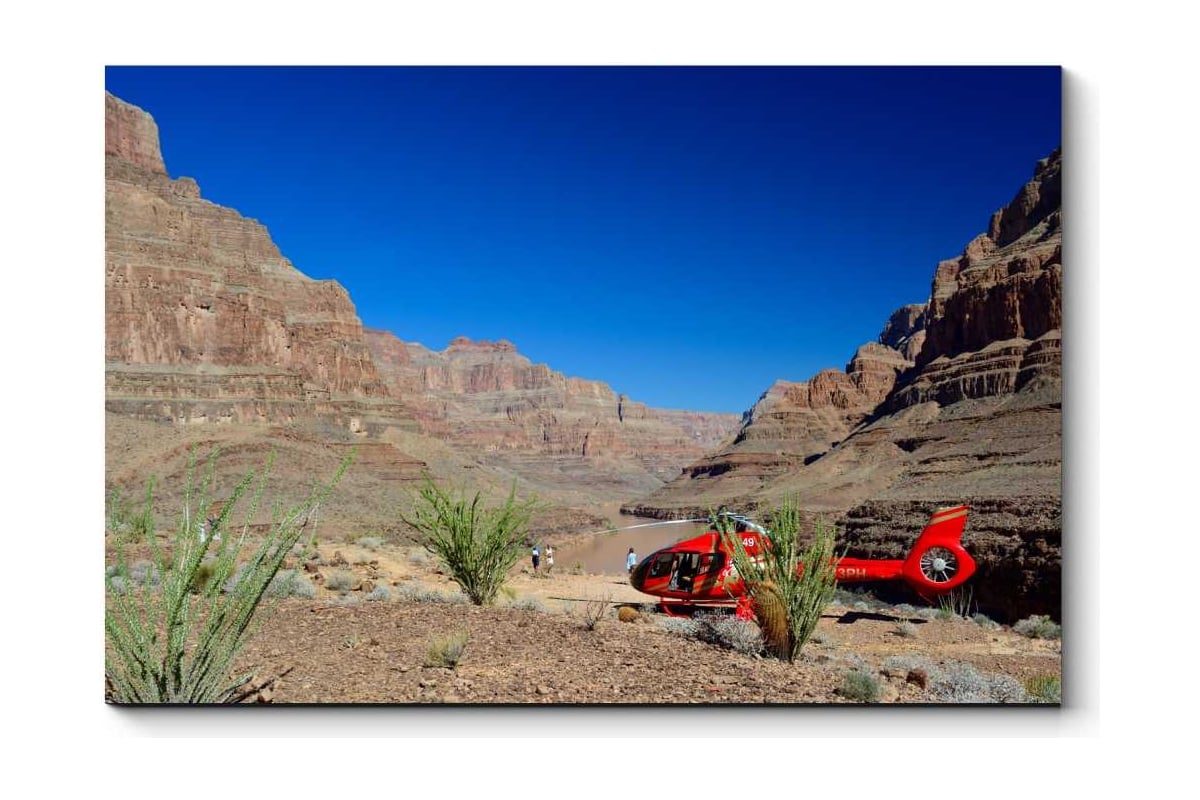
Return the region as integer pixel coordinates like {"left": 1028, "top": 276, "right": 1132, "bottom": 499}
{"left": 553, "top": 513, "right": 710, "bottom": 576}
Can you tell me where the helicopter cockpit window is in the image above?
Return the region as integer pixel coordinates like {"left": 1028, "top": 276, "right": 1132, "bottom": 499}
{"left": 698, "top": 553, "right": 724, "bottom": 574}
{"left": 648, "top": 553, "right": 675, "bottom": 579}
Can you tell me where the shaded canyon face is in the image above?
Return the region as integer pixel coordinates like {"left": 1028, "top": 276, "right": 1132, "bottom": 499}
{"left": 627, "top": 149, "right": 1063, "bottom": 624}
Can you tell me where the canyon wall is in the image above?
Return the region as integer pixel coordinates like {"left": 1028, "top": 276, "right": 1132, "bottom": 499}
{"left": 105, "top": 91, "right": 739, "bottom": 511}
{"left": 627, "top": 149, "right": 1063, "bottom": 622}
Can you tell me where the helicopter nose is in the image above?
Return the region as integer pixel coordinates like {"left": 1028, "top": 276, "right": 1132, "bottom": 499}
{"left": 629, "top": 560, "right": 647, "bottom": 590}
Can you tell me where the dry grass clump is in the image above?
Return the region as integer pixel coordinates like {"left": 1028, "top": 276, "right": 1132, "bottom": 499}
{"left": 838, "top": 670, "right": 881, "bottom": 703}
{"left": 1024, "top": 674, "right": 1062, "bottom": 704}
{"left": 355, "top": 535, "right": 384, "bottom": 551}
{"left": 325, "top": 570, "right": 356, "bottom": 594}
{"left": 425, "top": 631, "right": 469, "bottom": 669}
{"left": 1013, "top": 614, "right": 1061, "bottom": 640}
{"left": 365, "top": 584, "right": 391, "bottom": 602}
{"left": 511, "top": 596, "right": 546, "bottom": 612}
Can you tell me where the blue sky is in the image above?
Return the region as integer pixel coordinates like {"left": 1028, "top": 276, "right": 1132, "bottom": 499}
{"left": 105, "top": 66, "right": 1061, "bottom": 414}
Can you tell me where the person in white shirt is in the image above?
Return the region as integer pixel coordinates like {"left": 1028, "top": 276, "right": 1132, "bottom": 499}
{"left": 626, "top": 547, "right": 637, "bottom": 573}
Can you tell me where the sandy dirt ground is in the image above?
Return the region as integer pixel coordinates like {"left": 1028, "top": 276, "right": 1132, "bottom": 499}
{"left": 158, "top": 536, "right": 1063, "bottom": 705}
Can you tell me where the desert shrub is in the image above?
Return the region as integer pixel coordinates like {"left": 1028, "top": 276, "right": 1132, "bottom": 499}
{"left": 1013, "top": 614, "right": 1062, "bottom": 640}
{"left": 366, "top": 584, "right": 391, "bottom": 602}
{"left": 972, "top": 613, "right": 1001, "bottom": 630}
{"left": 325, "top": 570, "right": 356, "bottom": 593}
{"left": 396, "top": 585, "right": 467, "bottom": 604}
{"left": 1024, "top": 674, "right": 1062, "bottom": 704}
{"left": 882, "top": 654, "right": 936, "bottom": 675}
{"left": 106, "top": 484, "right": 156, "bottom": 544}
{"left": 926, "top": 661, "right": 1028, "bottom": 703}
{"left": 840, "top": 653, "right": 871, "bottom": 673}
{"left": 894, "top": 621, "right": 918, "bottom": 638}
{"left": 656, "top": 616, "right": 700, "bottom": 636}
{"left": 580, "top": 594, "right": 612, "bottom": 630}
{"left": 355, "top": 535, "right": 384, "bottom": 551}
{"left": 894, "top": 603, "right": 916, "bottom": 616}
{"left": 128, "top": 559, "right": 161, "bottom": 587}
{"left": 408, "top": 549, "right": 428, "bottom": 566}
{"left": 104, "top": 448, "right": 350, "bottom": 703}
{"left": 267, "top": 569, "right": 316, "bottom": 599}
{"left": 511, "top": 596, "right": 545, "bottom": 612}
{"left": 693, "top": 613, "right": 763, "bottom": 656}
{"left": 425, "top": 631, "right": 469, "bottom": 668}
{"left": 934, "top": 605, "right": 956, "bottom": 621}
{"left": 716, "top": 498, "right": 841, "bottom": 662}
{"left": 617, "top": 606, "right": 641, "bottom": 623}
{"left": 880, "top": 655, "right": 934, "bottom": 689}
{"left": 401, "top": 476, "right": 538, "bottom": 606}
{"left": 839, "top": 670, "right": 881, "bottom": 703}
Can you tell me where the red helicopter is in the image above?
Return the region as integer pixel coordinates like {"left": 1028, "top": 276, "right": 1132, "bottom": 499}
{"left": 628, "top": 505, "right": 975, "bottom": 617}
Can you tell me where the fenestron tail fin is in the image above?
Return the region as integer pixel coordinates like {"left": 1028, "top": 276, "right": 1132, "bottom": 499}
{"left": 916, "top": 505, "right": 970, "bottom": 546}
{"left": 901, "top": 504, "right": 974, "bottom": 595}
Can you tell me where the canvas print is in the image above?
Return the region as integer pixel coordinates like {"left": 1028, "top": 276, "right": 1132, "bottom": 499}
{"left": 104, "top": 66, "right": 1062, "bottom": 704}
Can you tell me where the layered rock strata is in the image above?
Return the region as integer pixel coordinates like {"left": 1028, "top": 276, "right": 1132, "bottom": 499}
{"left": 365, "top": 330, "right": 741, "bottom": 491}
{"left": 628, "top": 149, "right": 1063, "bottom": 622}
{"left": 106, "top": 91, "right": 738, "bottom": 510}
{"left": 625, "top": 317, "right": 922, "bottom": 517}
{"left": 105, "top": 92, "right": 408, "bottom": 434}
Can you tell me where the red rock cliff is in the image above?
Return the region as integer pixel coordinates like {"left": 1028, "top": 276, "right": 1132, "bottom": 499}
{"left": 105, "top": 92, "right": 391, "bottom": 423}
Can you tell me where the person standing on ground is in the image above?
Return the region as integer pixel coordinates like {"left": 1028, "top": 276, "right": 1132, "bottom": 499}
{"left": 626, "top": 547, "right": 638, "bottom": 573}
{"left": 545, "top": 544, "right": 554, "bottom": 573}
{"left": 531, "top": 544, "right": 541, "bottom": 573}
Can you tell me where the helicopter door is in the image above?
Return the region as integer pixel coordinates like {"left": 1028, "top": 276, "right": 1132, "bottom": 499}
{"left": 670, "top": 553, "right": 700, "bottom": 593}
{"left": 694, "top": 552, "right": 724, "bottom": 592}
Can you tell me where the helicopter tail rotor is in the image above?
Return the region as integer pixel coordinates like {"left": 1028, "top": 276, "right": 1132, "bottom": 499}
{"left": 900, "top": 505, "right": 975, "bottom": 598}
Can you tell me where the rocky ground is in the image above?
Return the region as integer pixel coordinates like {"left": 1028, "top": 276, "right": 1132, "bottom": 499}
{"left": 196, "top": 538, "right": 1061, "bottom": 705}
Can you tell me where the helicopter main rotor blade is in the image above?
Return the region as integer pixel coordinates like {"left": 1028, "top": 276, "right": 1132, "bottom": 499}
{"left": 575, "top": 518, "right": 708, "bottom": 537}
